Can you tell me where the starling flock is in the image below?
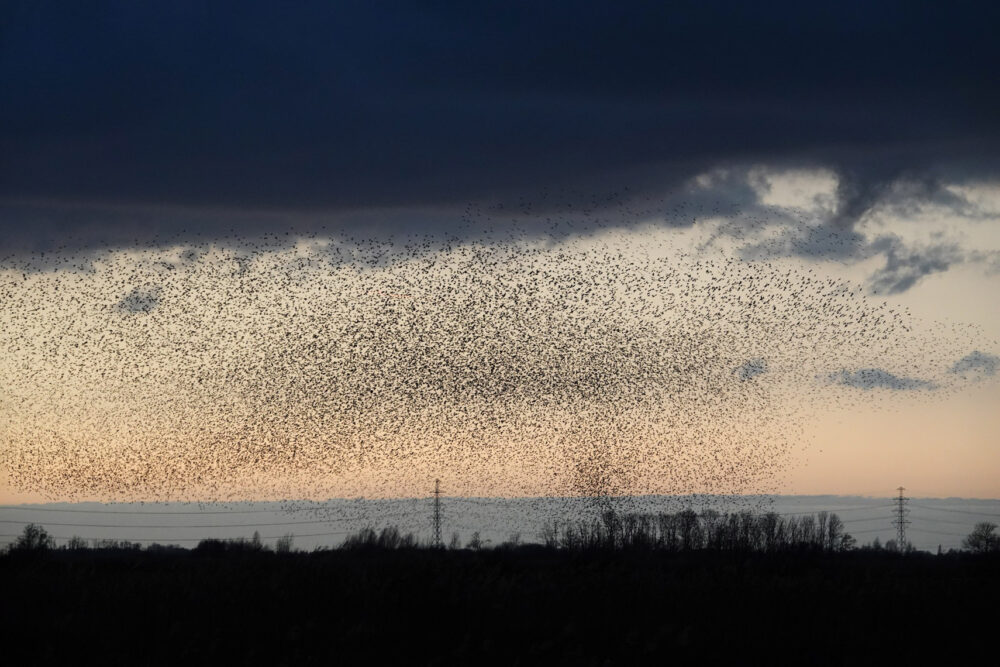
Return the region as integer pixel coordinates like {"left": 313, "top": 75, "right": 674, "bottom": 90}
{"left": 0, "top": 206, "right": 992, "bottom": 521}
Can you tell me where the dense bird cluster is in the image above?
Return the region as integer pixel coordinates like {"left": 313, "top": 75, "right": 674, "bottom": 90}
{"left": 0, "top": 213, "right": 990, "bottom": 524}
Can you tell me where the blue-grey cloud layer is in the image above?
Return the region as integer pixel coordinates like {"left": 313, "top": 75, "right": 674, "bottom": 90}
{"left": 951, "top": 351, "right": 999, "bottom": 377}
{"left": 117, "top": 287, "right": 161, "bottom": 314}
{"left": 867, "top": 237, "right": 965, "bottom": 295}
{"left": 830, "top": 369, "right": 935, "bottom": 391}
{"left": 2, "top": 1, "right": 999, "bottom": 252}
{"left": 736, "top": 359, "right": 768, "bottom": 381}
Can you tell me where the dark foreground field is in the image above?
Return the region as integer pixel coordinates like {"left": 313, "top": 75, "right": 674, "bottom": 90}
{"left": 3, "top": 548, "right": 997, "bottom": 666}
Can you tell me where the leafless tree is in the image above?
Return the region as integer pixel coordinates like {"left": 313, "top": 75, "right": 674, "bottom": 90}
{"left": 13, "top": 523, "right": 53, "bottom": 551}
{"left": 962, "top": 522, "right": 999, "bottom": 554}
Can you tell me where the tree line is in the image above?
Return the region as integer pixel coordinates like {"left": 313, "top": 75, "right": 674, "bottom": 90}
{"left": 540, "top": 509, "right": 858, "bottom": 552}
{"left": 5, "top": 515, "right": 999, "bottom": 555}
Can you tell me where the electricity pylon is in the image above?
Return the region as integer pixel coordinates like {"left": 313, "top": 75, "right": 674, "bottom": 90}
{"left": 892, "top": 486, "right": 910, "bottom": 552}
{"left": 432, "top": 479, "right": 442, "bottom": 549}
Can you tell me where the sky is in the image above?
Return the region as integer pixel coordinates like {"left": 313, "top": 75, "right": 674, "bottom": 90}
{"left": 1, "top": 2, "right": 998, "bottom": 502}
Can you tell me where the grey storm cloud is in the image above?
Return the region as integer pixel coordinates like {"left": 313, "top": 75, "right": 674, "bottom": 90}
{"left": 829, "top": 369, "right": 936, "bottom": 391}
{"left": 866, "top": 237, "right": 965, "bottom": 295}
{"left": 733, "top": 174, "right": 992, "bottom": 292}
{"left": 1, "top": 1, "right": 999, "bottom": 256}
{"left": 735, "top": 359, "right": 768, "bottom": 381}
{"left": 950, "top": 351, "right": 999, "bottom": 377}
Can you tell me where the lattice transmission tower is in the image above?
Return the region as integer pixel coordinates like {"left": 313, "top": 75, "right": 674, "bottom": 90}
{"left": 432, "top": 479, "right": 443, "bottom": 549}
{"left": 892, "top": 486, "right": 910, "bottom": 551}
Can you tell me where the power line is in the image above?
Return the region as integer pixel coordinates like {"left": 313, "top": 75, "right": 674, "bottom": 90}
{"left": 909, "top": 504, "right": 1000, "bottom": 518}
{"left": 766, "top": 505, "right": 894, "bottom": 516}
{"left": 0, "top": 503, "right": 423, "bottom": 515}
{"left": 0, "top": 501, "right": 986, "bottom": 548}
{"left": 0, "top": 500, "right": 906, "bottom": 515}
{"left": 909, "top": 517, "right": 980, "bottom": 527}
{"left": 0, "top": 507, "right": 950, "bottom": 532}
{"left": 0, "top": 529, "right": 357, "bottom": 543}
{"left": 1, "top": 513, "right": 976, "bottom": 547}
{"left": 847, "top": 527, "right": 965, "bottom": 541}
{"left": 917, "top": 528, "right": 969, "bottom": 538}
{"left": 0, "top": 515, "right": 418, "bottom": 529}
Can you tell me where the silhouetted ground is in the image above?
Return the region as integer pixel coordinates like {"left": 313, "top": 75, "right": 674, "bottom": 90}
{"left": 3, "top": 548, "right": 997, "bottom": 665}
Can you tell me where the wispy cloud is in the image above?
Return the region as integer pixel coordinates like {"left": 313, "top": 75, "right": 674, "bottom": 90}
{"left": 950, "top": 351, "right": 999, "bottom": 378}
{"left": 866, "top": 236, "right": 964, "bottom": 295}
{"left": 117, "top": 287, "right": 162, "bottom": 314}
{"left": 735, "top": 358, "right": 767, "bottom": 381}
{"left": 829, "top": 368, "right": 935, "bottom": 391}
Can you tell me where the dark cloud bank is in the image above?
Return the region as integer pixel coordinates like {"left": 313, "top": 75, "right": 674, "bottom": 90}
{"left": 2, "top": 1, "right": 999, "bottom": 257}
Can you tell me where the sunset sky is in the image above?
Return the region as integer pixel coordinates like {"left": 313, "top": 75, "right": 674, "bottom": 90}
{"left": 2, "top": 2, "right": 998, "bottom": 502}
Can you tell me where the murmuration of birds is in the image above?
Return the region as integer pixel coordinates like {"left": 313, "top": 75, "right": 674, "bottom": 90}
{"left": 0, "top": 204, "right": 992, "bottom": 523}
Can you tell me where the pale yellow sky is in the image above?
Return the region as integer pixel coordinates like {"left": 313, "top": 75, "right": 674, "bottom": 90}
{"left": 787, "top": 383, "right": 1000, "bottom": 498}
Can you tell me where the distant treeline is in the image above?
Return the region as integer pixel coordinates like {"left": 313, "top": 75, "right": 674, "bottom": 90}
{"left": 6, "top": 511, "right": 999, "bottom": 555}
{"left": 540, "top": 509, "right": 857, "bottom": 552}
{"left": 337, "top": 510, "right": 861, "bottom": 552}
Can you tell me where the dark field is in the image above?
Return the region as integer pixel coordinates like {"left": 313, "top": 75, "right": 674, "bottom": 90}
{"left": 3, "top": 547, "right": 997, "bottom": 666}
